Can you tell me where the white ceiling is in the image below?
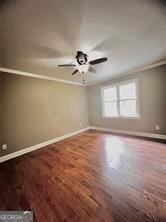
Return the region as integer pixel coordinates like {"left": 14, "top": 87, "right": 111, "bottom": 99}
{"left": 0, "top": 0, "right": 166, "bottom": 85}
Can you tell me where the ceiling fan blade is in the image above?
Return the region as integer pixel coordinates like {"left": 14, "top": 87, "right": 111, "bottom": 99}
{"left": 58, "top": 64, "right": 76, "bottom": 67}
{"left": 89, "top": 57, "right": 108, "bottom": 65}
{"left": 72, "top": 69, "right": 78, "bottom": 75}
{"left": 89, "top": 66, "right": 97, "bottom": 73}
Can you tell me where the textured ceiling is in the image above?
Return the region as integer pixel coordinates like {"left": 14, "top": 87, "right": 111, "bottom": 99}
{"left": 0, "top": 0, "right": 166, "bottom": 84}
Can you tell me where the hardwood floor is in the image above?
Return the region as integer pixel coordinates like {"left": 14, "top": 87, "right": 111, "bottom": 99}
{"left": 0, "top": 130, "right": 166, "bottom": 222}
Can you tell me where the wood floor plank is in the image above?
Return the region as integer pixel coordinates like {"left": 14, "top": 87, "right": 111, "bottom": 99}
{"left": 0, "top": 130, "right": 166, "bottom": 221}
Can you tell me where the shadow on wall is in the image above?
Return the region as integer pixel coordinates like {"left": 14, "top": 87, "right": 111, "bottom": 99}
{"left": 0, "top": 0, "right": 16, "bottom": 10}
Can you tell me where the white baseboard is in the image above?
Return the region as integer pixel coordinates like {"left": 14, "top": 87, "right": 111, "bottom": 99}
{"left": 90, "top": 126, "right": 166, "bottom": 140}
{"left": 0, "top": 127, "right": 90, "bottom": 163}
{"left": 1, "top": 126, "right": 165, "bottom": 163}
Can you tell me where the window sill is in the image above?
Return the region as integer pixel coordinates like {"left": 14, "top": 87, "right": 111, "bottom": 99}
{"left": 102, "top": 116, "right": 140, "bottom": 120}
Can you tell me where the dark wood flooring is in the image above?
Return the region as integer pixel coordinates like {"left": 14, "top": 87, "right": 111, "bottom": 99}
{"left": 0, "top": 130, "right": 166, "bottom": 222}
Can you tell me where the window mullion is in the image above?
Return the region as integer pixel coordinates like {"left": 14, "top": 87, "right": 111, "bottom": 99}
{"left": 116, "top": 86, "right": 120, "bottom": 116}
{"left": 104, "top": 100, "right": 117, "bottom": 103}
{"left": 120, "top": 98, "right": 138, "bottom": 101}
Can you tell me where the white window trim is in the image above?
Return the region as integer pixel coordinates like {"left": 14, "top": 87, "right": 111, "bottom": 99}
{"left": 101, "top": 79, "right": 140, "bottom": 119}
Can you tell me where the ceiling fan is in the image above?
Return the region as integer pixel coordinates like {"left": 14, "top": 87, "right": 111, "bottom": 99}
{"left": 58, "top": 51, "right": 108, "bottom": 76}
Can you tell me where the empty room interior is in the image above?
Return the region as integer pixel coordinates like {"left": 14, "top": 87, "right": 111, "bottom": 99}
{"left": 0, "top": 0, "right": 166, "bottom": 221}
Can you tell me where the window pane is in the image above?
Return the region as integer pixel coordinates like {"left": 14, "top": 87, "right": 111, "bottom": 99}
{"left": 104, "top": 102, "right": 118, "bottom": 117}
{"left": 103, "top": 87, "right": 117, "bottom": 102}
{"left": 120, "top": 100, "right": 138, "bottom": 117}
{"left": 119, "top": 83, "right": 137, "bottom": 100}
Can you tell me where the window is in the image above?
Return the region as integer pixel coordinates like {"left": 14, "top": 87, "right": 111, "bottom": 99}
{"left": 101, "top": 79, "right": 140, "bottom": 118}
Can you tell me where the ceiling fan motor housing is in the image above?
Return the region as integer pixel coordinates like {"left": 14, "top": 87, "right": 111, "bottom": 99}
{"left": 76, "top": 51, "right": 88, "bottom": 65}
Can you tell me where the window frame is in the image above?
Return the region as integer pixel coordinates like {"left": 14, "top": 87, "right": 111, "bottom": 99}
{"left": 101, "top": 79, "right": 140, "bottom": 119}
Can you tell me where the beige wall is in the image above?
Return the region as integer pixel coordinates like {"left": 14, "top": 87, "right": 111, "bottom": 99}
{"left": 1, "top": 73, "right": 89, "bottom": 156}
{"left": 87, "top": 65, "right": 166, "bottom": 135}
{"left": 0, "top": 65, "right": 165, "bottom": 157}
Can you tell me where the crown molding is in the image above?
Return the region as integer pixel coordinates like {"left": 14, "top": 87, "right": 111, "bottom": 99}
{"left": 87, "top": 60, "right": 166, "bottom": 86}
{"left": 1, "top": 60, "right": 165, "bottom": 87}
{"left": 127, "top": 60, "right": 166, "bottom": 73}
{"left": 0, "top": 67, "right": 85, "bottom": 86}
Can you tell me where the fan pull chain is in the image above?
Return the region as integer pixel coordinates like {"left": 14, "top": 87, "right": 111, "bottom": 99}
{"left": 83, "top": 73, "right": 85, "bottom": 86}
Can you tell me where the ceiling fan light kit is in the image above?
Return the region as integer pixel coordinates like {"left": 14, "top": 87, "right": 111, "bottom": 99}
{"left": 76, "top": 64, "right": 89, "bottom": 74}
{"left": 58, "top": 51, "right": 108, "bottom": 85}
